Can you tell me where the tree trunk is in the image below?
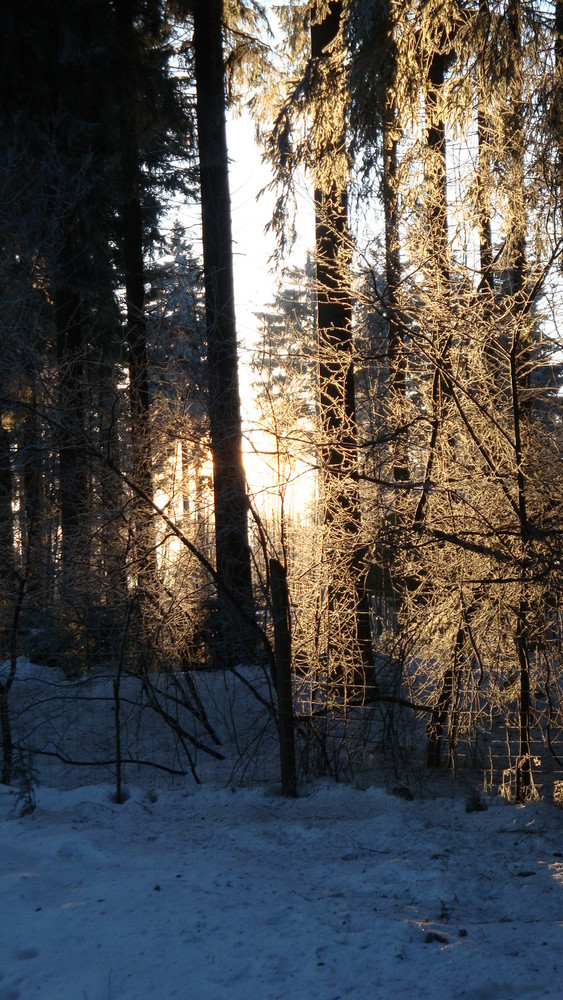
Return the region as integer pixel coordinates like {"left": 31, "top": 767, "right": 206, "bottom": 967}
{"left": 477, "top": 0, "right": 494, "bottom": 302}
{"left": 56, "top": 284, "right": 88, "bottom": 589}
{"left": 311, "top": 2, "right": 377, "bottom": 702}
{"left": 556, "top": 0, "right": 563, "bottom": 216}
{"left": 20, "top": 392, "right": 45, "bottom": 590}
{"left": 0, "top": 444, "right": 19, "bottom": 784}
{"left": 98, "top": 362, "right": 129, "bottom": 607}
{"left": 505, "top": 0, "right": 527, "bottom": 311}
{"left": 192, "top": 0, "right": 255, "bottom": 664}
{"left": 477, "top": 0, "right": 498, "bottom": 395}
{"left": 0, "top": 687, "right": 13, "bottom": 785}
{"left": 505, "top": 0, "right": 534, "bottom": 800}
{"left": 426, "top": 48, "right": 449, "bottom": 295}
{"left": 1, "top": 577, "right": 26, "bottom": 785}
{"left": 270, "top": 558, "right": 297, "bottom": 797}
{"left": 426, "top": 617, "right": 465, "bottom": 769}
{"left": 414, "top": 43, "right": 451, "bottom": 530}
{"left": 383, "top": 115, "right": 409, "bottom": 484}
{"left": 0, "top": 420, "right": 15, "bottom": 584}
{"left": 116, "top": 0, "right": 158, "bottom": 610}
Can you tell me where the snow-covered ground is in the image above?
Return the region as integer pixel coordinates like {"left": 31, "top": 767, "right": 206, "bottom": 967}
{"left": 1, "top": 660, "right": 562, "bottom": 999}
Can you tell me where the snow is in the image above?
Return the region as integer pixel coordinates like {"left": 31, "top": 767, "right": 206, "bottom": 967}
{"left": 1, "top": 661, "right": 563, "bottom": 999}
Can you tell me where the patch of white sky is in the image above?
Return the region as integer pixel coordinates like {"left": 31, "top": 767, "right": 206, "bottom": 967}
{"left": 226, "top": 111, "right": 317, "bottom": 512}
{"left": 227, "top": 113, "right": 314, "bottom": 397}
{"left": 227, "top": 113, "right": 283, "bottom": 397}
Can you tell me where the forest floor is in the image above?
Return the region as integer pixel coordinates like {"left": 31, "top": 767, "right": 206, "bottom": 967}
{"left": 0, "top": 660, "right": 562, "bottom": 999}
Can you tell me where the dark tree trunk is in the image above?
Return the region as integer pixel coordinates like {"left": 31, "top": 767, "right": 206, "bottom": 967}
{"left": 477, "top": 105, "right": 494, "bottom": 299}
{"left": 311, "top": 2, "right": 377, "bottom": 702}
{"left": 510, "top": 334, "right": 533, "bottom": 798}
{"left": 98, "top": 363, "right": 129, "bottom": 604}
{"left": 1, "top": 577, "right": 26, "bottom": 785}
{"left": 0, "top": 420, "right": 15, "bottom": 582}
{"left": 420, "top": 40, "right": 465, "bottom": 770}
{"left": 414, "top": 44, "right": 451, "bottom": 530}
{"left": 0, "top": 417, "right": 16, "bottom": 681}
{"left": 383, "top": 117, "right": 409, "bottom": 484}
{"left": 505, "top": 0, "right": 527, "bottom": 311}
{"left": 21, "top": 396, "right": 42, "bottom": 566}
{"left": 270, "top": 558, "right": 297, "bottom": 797}
{"left": 477, "top": 0, "right": 494, "bottom": 302}
{"left": 426, "top": 49, "right": 449, "bottom": 292}
{"left": 56, "top": 285, "right": 88, "bottom": 587}
{"left": 426, "top": 618, "right": 465, "bottom": 769}
{"left": 192, "top": 0, "right": 255, "bottom": 664}
{"left": 0, "top": 688, "right": 13, "bottom": 785}
{"left": 477, "top": 1, "right": 497, "bottom": 393}
{"left": 0, "top": 417, "right": 15, "bottom": 783}
{"left": 556, "top": 0, "right": 563, "bottom": 212}
{"left": 19, "top": 387, "right": 55, "bottom": 609}
{"left": 116, "top": 0, "right": 158, "bottom": 606}
{"left": 505, "top": 0, "right": 533, "bottom": 800}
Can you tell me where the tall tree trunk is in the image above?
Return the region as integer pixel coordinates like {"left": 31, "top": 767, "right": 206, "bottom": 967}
{"left": 505, "top": 0, "right": 527, "bottom": 312}
{"left": 426, "top": 619, "right": 465, "bottom": 769}
{"left": 0, "top": 576, "right": 25, "bottom": 785}
{"left": 477, "top": 113, "right": 494, "bottom": 299}
{"left": 116, "top": 0, "right": 158, "bottom": 610}
{"left": 477, "top": 0, "right": 498, "bottom": 401}
{"left": 98, "top": 360, "right": 129, "bottom": 607}
{"left": 56, "top": 283, "right": 88, "bottom": 589}
{"left": 415, "top": 43, "right": 451, "bottom": 531}
{"left": 0, "top": 413, "right": 15, "bottom": 640}
{"left": 0, "top": 419, "right": 15, "bottom": 585}
{"left": 19, "top": 386, "right": 53, "bottom": 609}
{"left": 420, "top": 41, "right": 459, "bottom": 767}
{"left": 477, "top": 0, "right": 494, "bottom": 302}
{"left": 383, "top": 116, "right": 409, "bottom": 485}
{"left": 426, "top": 48, "right": 449, "bottom": 297}
{"left": 270, "top": 558, "right": 297, "bottom": 797}
{"left": 556, "top": 0, "right": 563, "bottom": 216}
{"left": 311, "top": 1, "right": 377, "bottom": 702}
{"left": 192, "top": 0, "right": 255, "bottom": 664}
{"left": 506, "top": 0, "right": 533, "bottom": 799}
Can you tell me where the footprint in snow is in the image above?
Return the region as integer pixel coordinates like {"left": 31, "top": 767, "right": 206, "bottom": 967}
{"left": 13, "top": 947, "right": 39, "bottom": 960}
{"left": 0, "top": 988, "right": 21, "bottom": 1000}
{"left": 13, "top": 948, "right": 39, "bottom": 960}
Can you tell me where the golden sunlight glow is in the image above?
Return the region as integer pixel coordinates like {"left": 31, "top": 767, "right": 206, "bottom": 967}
{"left": 242, "top": 425, "right": 317, "bottom": 525}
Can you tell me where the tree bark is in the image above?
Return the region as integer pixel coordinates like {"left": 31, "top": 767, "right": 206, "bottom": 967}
{"left": 426, "top": 617, "right": 465, "bottom": 769}
{"left": 505, "top": 0, "right": 527, "bottom": 311}
{"left": 1, "top": 576, "right": 26, "bottom": 785}
{"left": 476, "top": 0, "right": 498, "bottom": 398}
{"left": 506, "top": 0, "right": 533, "bottom": 800}
{"left": 116, "top": 0, "right": 158, "bottom": 607}
{"left": 56, "top": 284, "right": 88, "bottom": 588}
{"left": 414, "top": 43, "right": 451, "bottom": 530}
{"left": 556, "top": 0, "right": 563, "bottom": 216}
{"left": 311, "top": 2, "right": 377, "bottom": 702}
{"left": 192, "top": 0, "right": 255, "bottom": 664}
{"left": 270, "top": 558, "right": 297, "bottom": 797}
{"left": 383, "top": 115, "right": 409, "bottom": 484}
{"left": 0, "top": 419, "right": 15, "bottom": 584}
{"left": 426, "top": 48, "right": 449, "bottom": 295}
{"left": 477, "top": 0, "right": 494, "bottom": 302}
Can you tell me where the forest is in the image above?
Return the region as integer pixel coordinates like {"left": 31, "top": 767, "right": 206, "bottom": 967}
{"left": 0, "top": 0, "right": 562, "bottom": 805}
